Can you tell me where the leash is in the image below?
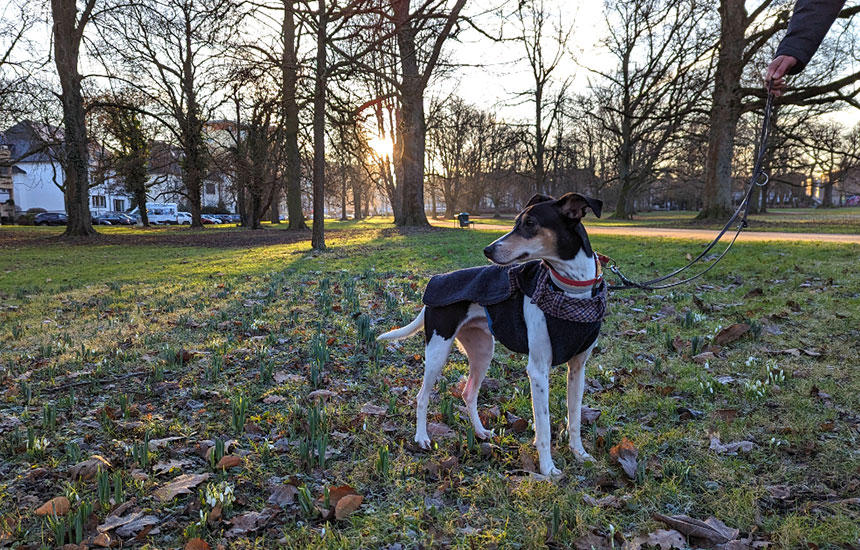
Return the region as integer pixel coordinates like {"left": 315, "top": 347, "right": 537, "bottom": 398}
{"left": 604, "top": 86, "right": 775, "bottom": 292}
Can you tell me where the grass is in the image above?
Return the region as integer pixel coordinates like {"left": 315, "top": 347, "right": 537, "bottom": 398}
{"left": 0, "top": 221, "right": 858, "bottom": 548}
{"left": 454, "top": 206, "right": 860, "bottom": 234}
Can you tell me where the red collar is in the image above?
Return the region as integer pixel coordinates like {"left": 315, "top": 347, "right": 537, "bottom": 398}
{"left": 544, "top": 256, "right": 603, "bottom": 288}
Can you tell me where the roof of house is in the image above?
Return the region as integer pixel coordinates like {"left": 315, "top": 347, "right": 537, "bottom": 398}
{"left": 1, "top": 120, "right": 64, "bottom": 163}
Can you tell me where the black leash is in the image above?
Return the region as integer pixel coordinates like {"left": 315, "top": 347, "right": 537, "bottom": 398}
{"left": 605, "top": 87, "right": 775, "bottom": 292}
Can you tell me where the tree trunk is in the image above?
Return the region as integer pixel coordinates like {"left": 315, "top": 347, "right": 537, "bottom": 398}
{"left": 135, "top": 189, "right": 149, "bottom": 227}
{"left": 270, "top": 187, "right": 281, "bottom": 223}
{"left": 311, "top": 0, "right": 327, "bottom": 250}
{"left": 282, "top": 0, "right": 307, "bottom": 230}
{"left": 352, "top": 182, "right": 362, "bottom": 219}
{"left": 535, "top": 85, "right": 545, "bottom": 194}
{"left": 393, "top": 0, "right": 428, "bottom": 227}
{"left": 699, "top": 0, "right": 745, "bottom": 220}
{"left": 52, "top": 0, "right": 95, "bottom": 237}
{"left": 341, "top": 173, "right": 347, "bottom": 220}
{"left": 822, "top": 171, "right": 834, "bottom": 207}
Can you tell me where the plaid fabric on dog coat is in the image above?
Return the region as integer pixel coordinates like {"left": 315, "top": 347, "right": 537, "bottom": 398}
{"left": 423, "top": 260, "right": 606, "bottom": 365}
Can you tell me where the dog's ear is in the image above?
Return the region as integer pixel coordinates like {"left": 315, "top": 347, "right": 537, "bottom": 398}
{"left": 524, "top": 193, "right": 554, "bottom": 208}
{"left": 555, "top": 193, "right": 603, "bottom": 220}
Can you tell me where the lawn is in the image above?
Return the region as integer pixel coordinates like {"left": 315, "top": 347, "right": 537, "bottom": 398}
{"left": 1, "top": 222, "right": 858, "bottom": 549}
{"left": 460, "top": 206, "right": 860, "bottom": 234}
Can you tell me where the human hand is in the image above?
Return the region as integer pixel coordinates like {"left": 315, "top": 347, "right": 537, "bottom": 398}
{"left": 764, "top": 55, "right": 798, "bottom": 97}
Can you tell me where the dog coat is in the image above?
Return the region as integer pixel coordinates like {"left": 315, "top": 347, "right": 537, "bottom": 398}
{"left": 423, "top": 260, "right": 607, "bottom": 365}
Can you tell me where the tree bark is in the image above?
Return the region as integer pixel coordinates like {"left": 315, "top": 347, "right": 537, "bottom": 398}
{"left": 393, "top": 0, "right": 429, "bottom": 227}
{"left": 699, "top": 0, "right": 745, "bottom": 220}
{"left": 135, "top": 189, "right": 150, "bottom": 226}
{"left": 52, "top": 0, "right": 96, "bottom": 237}
{"left": 270, "top": 187, "right": 281, "bottom": 223}
{"left": 282, "top": 0, "right": 307, "bottom": 230}
{"left": 311, "top": 0, "right": 327, "bottom": 250}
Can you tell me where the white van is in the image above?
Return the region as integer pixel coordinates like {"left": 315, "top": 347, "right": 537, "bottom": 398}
{"left": 128, "top": 203, "right": 179, "bottom": 225}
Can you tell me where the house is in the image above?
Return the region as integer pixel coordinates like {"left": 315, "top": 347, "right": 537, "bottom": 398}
{"left": 1, "top": 120, "right": 127, "bottom": 215}
{"left": 1, "top": 120, "right": 236, "bottom": 216}
{"left": 0, "top": 144, "right": 14, "bottom": 223}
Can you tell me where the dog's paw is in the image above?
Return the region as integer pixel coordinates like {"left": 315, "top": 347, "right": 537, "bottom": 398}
{"left": 475, "top": 427, "right": 494, "bottom": 440}
{"left": 570, "top": 446, "right": 594, "bottom": 463}
{"left": 414, "top": 434, "right": 431, "bottom": 450}
{"left": 540, "top": 463, "right": 562, "bottom": 478}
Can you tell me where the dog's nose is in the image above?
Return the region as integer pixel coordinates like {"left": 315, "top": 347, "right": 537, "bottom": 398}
{"left": 483, "top": 245, "right": 495, "bottom": 258}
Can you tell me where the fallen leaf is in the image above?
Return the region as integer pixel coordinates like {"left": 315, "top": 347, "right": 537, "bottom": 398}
{"left": 801, "top": 348, "right": 821, "bottom": 357}
{"left": 714, "top": 323, "right": 750, "bottom": 346}
{"left": 712, "top": 409, "right": 738, "bottom": 423}
{"left": 451, "top": 375, "right": 467, "bottom": 398}
{"left": 216, "top": 455, "right": 242, "bottom": 469}
{"left": 326, "top": 485, "right": 359, "bottom": 507}
{"left": 226, "top": 510, "right": 272, "bottom": 538}
{"left": 610, "top": 437, "right": 639, "bottom": 480}
{"left": 506, "top": 412, "right": 528, "bottom": 433}
{"left": 573, "top": 531, "right": 612, "bottom": 550}
{"left": 308, "top": 389, "right": 337, "bottom": 401}
{"left": 653, "top": 513, "right": 739, "bottom": 544}
{"left": 185, "top": 538, "right": 210, "bottom": 550}
{"left": 148, "top": 436, "right": 183, "bottom": 451}
{"left": 692, "top": 352, "right": 715, "bottom": 364}
{"left": 624, "top": 529, "right": 686, "bottom": 549}
{"left": 98, "top": 511, "right": 160, "bottom": 537}
{"left": 360, "top": 403, "right": 387, "bottom": 416}
{"left": 69, "top": 455, "right": 111, "bottom": 480}
{"left": 743, "top": 288, "right": 763, "bottom": 298}
{"left": 268, "top": 484, "right": 299, "bottom": 508}
{"left": 581, "top": 406, "right": 601, "bottom": 425}
{"left": 154, "top": 473, "right": 211, "bottom": 502}
{"left": 709, "top": 434, "right": 754, "bottom": 454}
{"left": 93, "top": 532, "right": 112, "bottom": 547}
{"left": 520, "top": 448, "right": 537, "bottom": 473}
{"left": 152, "top": 459, "right": 192, "bottom": 476}
{"left": 427, "top": 422, "right": 455, "bottom": 439}
{"left": 176, "top": 349, "right": 197, "bottom": 364}
{"left": 35, "top": 496, "right": 70, "bottom": 516}
{"left": 582, "top": 494, "right": 623, "bottom": 509}
{"left": 263, "top": 394, "right": 287, "bottom": 404}
{"left": 335, "top": 494, "right": 364, "bottom": 520}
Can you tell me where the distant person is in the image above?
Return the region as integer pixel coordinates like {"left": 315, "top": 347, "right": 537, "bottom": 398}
{"left": 765, "top": 0, "right": 846, "bottom": 96}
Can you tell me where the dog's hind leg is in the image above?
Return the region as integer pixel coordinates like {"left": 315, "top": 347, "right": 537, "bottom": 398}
{"left": 567, "top": 341, "right": 596, "bottom": 462}
{"left": 414, "top": 333, "right": 454, "bottom": 449}
{"left": 456, "top": 325, "right": 495, "bottom": 440}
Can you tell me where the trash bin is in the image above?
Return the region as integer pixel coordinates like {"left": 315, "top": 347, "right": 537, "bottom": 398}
{"left": 457, "top": 212, "right": 474, "bottom": 228}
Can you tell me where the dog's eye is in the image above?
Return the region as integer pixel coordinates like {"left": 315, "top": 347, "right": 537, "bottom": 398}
{"left": 524, "top": 218, "right": 535, "bottom": 228}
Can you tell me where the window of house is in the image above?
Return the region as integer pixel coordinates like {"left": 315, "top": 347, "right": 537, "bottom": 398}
{"left": 114, "top": 199, "right": 125, "bottom": 211}
{"left": 205, "top": 183, "right": 216, "bottom": 195}
{"left": 92, "top": 195, "right": 106, "bottom": 208}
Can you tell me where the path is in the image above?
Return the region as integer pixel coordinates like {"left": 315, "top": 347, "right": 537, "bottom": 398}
{"left": 431, "top": 220, "right": 860, "bottom": 244}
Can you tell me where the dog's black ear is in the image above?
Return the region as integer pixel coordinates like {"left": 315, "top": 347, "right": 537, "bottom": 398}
{"left": 525, "top": 193, "right": 554, "bottom": 208}
{"left": 555, "top": 193, "right": 603, "bottom": 220}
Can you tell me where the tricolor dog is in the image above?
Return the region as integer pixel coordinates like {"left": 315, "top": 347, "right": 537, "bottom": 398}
{"left": 378, "top": 193, "right": 607, "bottom": 477}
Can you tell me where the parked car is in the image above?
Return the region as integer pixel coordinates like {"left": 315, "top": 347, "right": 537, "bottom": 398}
{"left": 128, "top": 203, "right": 179, "bottom": 224}
{"left": 34, "top": 212, "right": 67, "bottom": 226}
{"left": 93, "top": 212, "right": 135, "bottom": 225}
{"left": 177, "top": 212, "right": 192, "bottom": 225}
{"left": 200, "top": 214, "right": 222, "bottom": 224}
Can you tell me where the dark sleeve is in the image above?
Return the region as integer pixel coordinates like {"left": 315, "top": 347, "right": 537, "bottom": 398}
{"left": 775, "top": 0, "right": 846, "bottom": 74}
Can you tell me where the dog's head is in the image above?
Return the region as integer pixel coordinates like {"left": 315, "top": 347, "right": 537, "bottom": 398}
{"left": 483, "top": 193, "right": 603, "bottom": 265}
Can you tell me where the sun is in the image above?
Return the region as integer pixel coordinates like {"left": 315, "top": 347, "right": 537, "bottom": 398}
{"left": 368, "top": 135, "right": 394, "bottom": 158}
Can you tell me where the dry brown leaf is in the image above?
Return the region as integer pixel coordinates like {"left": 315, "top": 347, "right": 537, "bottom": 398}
{"left": 185, "top": 537, "right": 211, "bottom": 550}
{"left": 359, "top": 403, "right": 387, "bottom": 416}
{"left": 581, "top": 406, "right": 601, "bottom": 425}
{"left": 426, "top": 422, "right": 455, "bottom": 439}
{"left": 709, "top": 434, "right": 754, "bottom": 454}
{"left": 334, "top": 494, "right": 364, "bottom": 520}
{"left": 450, "top": 375, "right": 468, "bottom": 399}
{"left": 262, "top": 394, "right": 287, "bottom": 404}
{"left": 506, "top": 412, "right": 528, "bottom": 433}
{"left": 225, "top": 510, "right": 272, "bottom": 538}
{"left": 268, "top": 484, "right": 299, "bottom": 508}
{"left": 148, "top": 436, "right": 183, "bottom": 451}
{"left": 69, "top": 455, "right": 111, "bottom": 480}
{"left": 712, "top": 409, "right": 738, "bottom": 423}
{"left": 714, "top": 323, "right": 750, "bottom": 346}
{"left": 653, "top": 513, "right": 738, "bottom": 544}
{"left": 154, "top": 473, "right": 210, "bottom": 502}
{"left": 308, "top": 389, "right": 337, "bottom": 401}
{"left": 325, "top": 485, "right": 358, "bottom": 507}
{"left": 610, "top": 437, "right": 639, "bottom": 480}
{"left": 35, "top": 496, "right": 70, "bottom": 516}
{"left": 92, "top": 532, "right": 112, "bottom": 547}
{"left": 623, "top": 529, "right": 686, "bottom": 549}
{"left": 98, "top": 511, "right": 159, "bottom": 537}
{"left": 216, "top": 455, "right": 242, "bottom": 469}
{"left": 692, "top": 352, "right": 715, "bottom": 364}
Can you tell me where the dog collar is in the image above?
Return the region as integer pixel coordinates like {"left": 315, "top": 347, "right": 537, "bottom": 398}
{"left": 544, "top": 256, "right": 603, "bottom": 290}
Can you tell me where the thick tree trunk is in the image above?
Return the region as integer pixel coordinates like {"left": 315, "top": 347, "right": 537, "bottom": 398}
{"left": 135, "top": 189, "right": 149, "bottom": 227}
{"left": 282, "top": 0, "right": 307, "bottom": 231}
{"left": 270, "top": 187, "right": 281, "bottom": 223}
{"left": 822, "top": 172, "right": 834, "bottom": 207}
{"left": 393, "top": 0, "right": 428, "bottom": 227}
{"left": 52, "top": 0, "right": 95, "bottom": 237}
{"left": 699, "top": 0, "right": 745, "bottom": 220}
{"left": 352, "top": 183, "right": 362, "bottom": 219}
{"left": 311, "top": 0, "right": 326, "bottom": 250}
{"left": 341, "top": 173, "right": 347, "bottom": 220}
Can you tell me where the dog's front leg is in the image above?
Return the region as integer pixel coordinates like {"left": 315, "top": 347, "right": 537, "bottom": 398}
{"left": 523, "top": 301, "right": 559, "bottom": 477}
{"left": 567, "top": 342, "right": 596, "bottom": 462}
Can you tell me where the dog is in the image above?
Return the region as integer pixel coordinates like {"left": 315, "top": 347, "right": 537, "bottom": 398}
{"left": 377, "top": 192, "right": 606, "bottom": 477}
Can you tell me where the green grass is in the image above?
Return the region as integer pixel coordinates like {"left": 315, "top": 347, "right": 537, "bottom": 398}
{"left": 0, "top": 222, "right": 858, "bottom": 548}
{"left": 455, "top": 206, "right": 860, "bottom": 234}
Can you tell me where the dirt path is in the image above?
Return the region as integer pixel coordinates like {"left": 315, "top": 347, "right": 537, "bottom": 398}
{"left": 432, "top": 220, "right": 860, "bottom": 244}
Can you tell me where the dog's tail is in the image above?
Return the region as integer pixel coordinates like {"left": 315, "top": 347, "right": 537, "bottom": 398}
{"left": 376, "top": 307, "right": 425, "bottom": 342}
